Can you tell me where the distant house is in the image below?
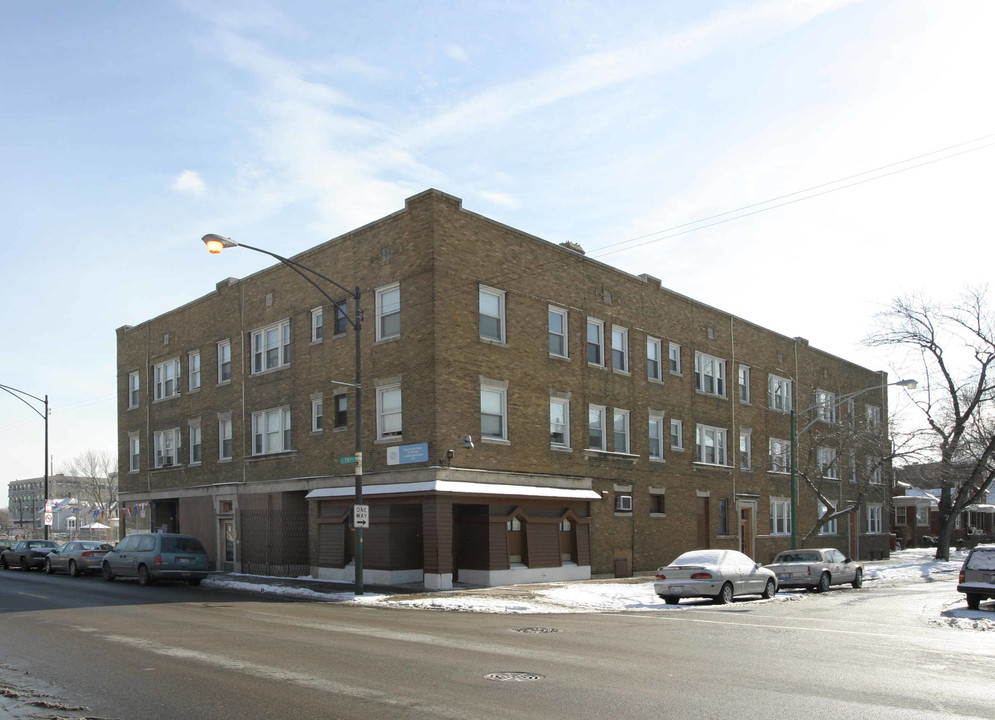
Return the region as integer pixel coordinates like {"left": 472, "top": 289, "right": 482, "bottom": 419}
{"left": 893, "top": 463, "right": 995, "bottom": 547}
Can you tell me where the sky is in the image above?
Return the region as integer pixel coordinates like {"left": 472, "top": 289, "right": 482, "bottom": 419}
{"left": 1, "top": 0, "right": 993, "bottom": 504}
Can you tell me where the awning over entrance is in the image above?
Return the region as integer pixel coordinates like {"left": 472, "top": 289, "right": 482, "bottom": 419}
{"left": 306, "top": 480, "right": 601, "bottom": 502}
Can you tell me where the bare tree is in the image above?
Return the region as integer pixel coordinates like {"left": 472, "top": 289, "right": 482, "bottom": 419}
{"left": 60, "top": 450, "right": 118, "bottom": 515}
{"left": 866, "top": 288, "right": 995, "bottom": 561}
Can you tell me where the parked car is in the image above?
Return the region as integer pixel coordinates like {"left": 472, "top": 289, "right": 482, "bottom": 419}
{"left": 655, "top": 549, "right": 777, "bottom": 605}
{"left": 0, "top": 539, "right": 60, "bottom": 570}
{"left": 764, "top": 548, "right": 863, "bottom": 592}
{"left": 45, "top": 540, "right": 114, "bottom": 576}
{"left": 957, "top": 544, "right": 995, "bottom": 611}
{"left": 101, "top": 533, "right": 209, "bottom": 586}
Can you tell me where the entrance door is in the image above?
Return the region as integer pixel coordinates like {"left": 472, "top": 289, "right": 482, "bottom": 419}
{"left": 738, "top": 502, "right": 756, "bottom": 558}
{"left": 221, "top": 518, "right": 235, "bottom": 572}
{"left": 696, "top": 497, "right": 710, "bottom": 549}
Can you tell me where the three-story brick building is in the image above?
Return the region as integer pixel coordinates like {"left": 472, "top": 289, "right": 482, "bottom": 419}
{"left": 117, "top": 189, "right": 894, "bottom": 589}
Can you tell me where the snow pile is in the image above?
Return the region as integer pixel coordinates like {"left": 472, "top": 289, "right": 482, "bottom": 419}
{"left": 862, "top": 547, "right": 965, "bottom": 584}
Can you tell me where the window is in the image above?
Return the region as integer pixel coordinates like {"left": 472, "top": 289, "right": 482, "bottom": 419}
{"left": 718, "top": 498, "right": 729, "bottom": 536}
{"left": 312, "top": 397, "right": 323, "bottom": 432}
{"left": 376, "top": 283, "right": 401, "bottom": 340}
{"left": 818, "top": 503, "right": 838, "bottom": 535}
{"left": 479, "top": 286, "right": 506, "bottom": 343}
{"left": 586, "top": 318, "right": 604, "bottom": 366}
{"left": 550, "top": 398, "right": 570, "bottom": 448}
{"left": 129, "top": 435, "right": 140, "bottom": 472}
{"left": 669, "top": 343, "right": 682, "bottom": 374}
{"left": 770, "top": 498, "right": 791, "bottom": 535}
{"left": 769, "top": 438, "right": 791, "bottom": 473}
{"left": 647, "top": 337, "right": 663, "bottom": 381}
{"left": 218, "top": 340, "right": 232, "bottom": 383}
{"left": 189, "top": 422, "right": 202, "bottom": 464}
{"left": 186, "top": 351, "right": 200, "bottom": 391}
{"left": 311, "top": 306, "right": 323, "bottom": 342}
{"left": 916, "top": 506, "right": 929, "bottom": 526}
{"left": 738, "top": 365, "right": 751, "bottom": 403}
{"left": 650, "top": 491, "right": 666, "bottom": 514}
{"left": 548, "top": 306, "right": 568, "bottom": 357}
{"left": 866, "top": 457, "right": 883, "bottom": 484}
{"left": 334, "top": 395, "right": 348, "bottom": 428}
{"left": 128, "top": 371, "right": 140, "bottom": 408}
{"left": 153, "top": 428, "right": 181, "bottom": 468}
{"left": 611, "top": 326, "right": 629, "bottom": 373}
{"left": 867, "top": 504, "right": 883, "bottom": 534}
{"left": 817, "top": 447, "right": 838, "bottom": 479}
{"left": 153, "top": 358, "right": 180, "bottom": 401}
{"left": 816, "top": 389, "right": 836, "bottom": 423}
{"left": 695, "top": 424, "right": 728, "bottom": 465}
{"left": 219, "top": 418, "right": 232, "bottom": 460}
{"left": 849, "top": 453, "right": 857, "bottom": 483}
{"left": 768, "top": 374, "right": 792, "bottom": 412}
{"left": 480, "top": 384, "right": 507, "bottom": 441}
{"left": 613, "top": 409, "right": 630, "bottom": 453}
{"left": 588, "top": 404, "right": 606, "bottom": 450}
{"left": 377, "top": 385, "right": 402, "bottom": 440}
{"left": 334, "top": 301, "right": 349, "bottom": 335}
{"left": 866, "top": 404, "right": 882, "bottom": 433}
{"left": 252, "top": 407, "right": 292, "bottom": 455}
{"left": 252, "top": 320, "right": 290, "bottom": 373}
{"left": 739, "top": 429, "right": 752, "bottom": 470}
{"left": 648, "top": 414, "right": 664, "bottom": 460}
{"left": 694, "top": 352, "right": 726, "bottom": 397}
{"left": 670, "top": 419, "right": 684, "bottom": 449}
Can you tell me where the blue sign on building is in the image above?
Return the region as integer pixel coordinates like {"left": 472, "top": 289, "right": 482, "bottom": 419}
{"left": 386, "top": 442, "right": 430, "bottom": 466}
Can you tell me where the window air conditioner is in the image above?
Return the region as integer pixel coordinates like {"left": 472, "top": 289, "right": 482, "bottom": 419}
{"left": 616, "top": 495, "right": 632, "bottom": 511}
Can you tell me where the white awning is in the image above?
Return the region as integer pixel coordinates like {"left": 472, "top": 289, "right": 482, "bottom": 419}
{"left": 892, "top": 495, "right": 935, "bottom": 507}
{"left": 306, "top": 480, "right": 601, "bottom": 502}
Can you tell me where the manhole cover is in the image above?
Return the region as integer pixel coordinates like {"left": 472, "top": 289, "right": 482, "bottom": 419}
{"left": 513, "top": 627, "right": 559, "bottom": 634}
{"left": 484, "top": 672, "right": 544, "bottom": 682}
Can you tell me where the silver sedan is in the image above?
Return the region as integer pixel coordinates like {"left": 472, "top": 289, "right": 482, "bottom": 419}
{"left": 655, "top": 549, "right": 778, "bottom": 605}
{"left": 45, "top": 541, "right": 113, "bottom": 576}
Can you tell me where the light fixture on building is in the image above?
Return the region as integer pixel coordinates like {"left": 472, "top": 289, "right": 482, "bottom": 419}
{"left": 440, "top": 435, "right": 475, "bottom": 466}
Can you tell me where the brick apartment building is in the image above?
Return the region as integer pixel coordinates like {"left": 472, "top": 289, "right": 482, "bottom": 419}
{"left": 117, "top": 189, "right": 894, "bottom": 589}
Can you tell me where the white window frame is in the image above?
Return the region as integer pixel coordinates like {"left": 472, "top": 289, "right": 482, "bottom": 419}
{"left": 613, "top": 409, "right": 630, "bottom": 453}
{"left": 611, "top": 326, "right": 629, "bottom": 374}
{"left": 218, "top": 339, "right": 232, "bottom": 384}
{"left": 770, "top": 498, "right": 792, "bottom": 536}
{"left": 648, "top": 413, "right": 665, "bottom": 461}
{"left": 548, "top": 306, "right": 568, "bottom": 358}
{"left": 189, "top": 421, "right": 202, "bottom": 465}
{"left": 219, "top": 418, "right": 233, "bottom": 460}
{"left": 586, "top": 318, "right": 605, "bottom": 366}
{"left": 334, "top": 394, "right": 348, "bottom": 428}
{"left": 251, "top": 406, "right": 292, "bottom": 455}
{"left": 129, "top": 434, "right": 140, "bottom": 472}
{"left": 153, "top": 358, "right": 180, "bottom": 401}
{"left": 375, "top": 283, "right": 401, "bottom": 341}
{"left": 694, "top": 352, "right": 726, "bottom": 397}
{"left": 738, "top": 365, "right": 751, "bottom": 404}
{"left": 818, "top": 502, "right": 838, "bottom": 535}
{"left": 867, "top": 504, "right": 883, "bottom": 534}
{"left": 670, "top": 418, "right": 684, "bottom": 450}
{"left": 128, "top": 371, "right": 140, "bottom": 408}
{"left": 866, "top": 457, "right": 883, "bottom": 484}
{"left": 669, "top": 342, "right": 682, "bottom": 374}
{"left": 816, "top": 389, "right": 836, "bottom": 423}
{"left": 768, "top": 374, "right": 793, "bottom": 412}
{"left": 480, "top": 382, "right": 508, "bottom": 442}
{"left": 376, "top": 384, "right": 402, "bottom": 440}
{"left": 916, "top": 506, "right": 929, "bottom": 526}
{"left": 479, "top": 285, "right": 506, "bottom": 343}
{"left": 588, "top": 404, "right": 606, "bottom": 451}
{"left": 252, "top": 320, "right": 291, "bottom": 374}
{"left": 333, "top": 301, "right": 349, "bottom": 335}
{"left": 153, "top": 428, "right": 181, "bottom": 468}
{"left": 550, "top": 397, "right": 570, "bottom": 449}
{"left": 769, "top": 438, "right": 791, "bottom": 474}
{"left": 739, "top": 429, "right": 752, "bottom": 470}
{"left": 818, "top": 447, "right": 839, "bottom": 479}
{"left": 647, "top": 337, "right": 663, "bottom": 382}
{"left": 188, "top": 351, "right": 201, "bottom": 391}
{"left": 312, "top": 396, "right": 323, "bottom": 433}
{"left": 865, "top": 404, "right": 882, "bottom": 433}
{"left": 695, "top": 424, "right": 728, "bottom": 466}
{"left": 311, "top": 306, "right": 323, "bottom": 342}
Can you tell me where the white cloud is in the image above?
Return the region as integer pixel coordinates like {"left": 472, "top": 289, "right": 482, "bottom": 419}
{"left": 171, "top": 170, "right": 207, "bottom": 196}
{"left": 445, "top": 44, "right": 468, "bottom": 63}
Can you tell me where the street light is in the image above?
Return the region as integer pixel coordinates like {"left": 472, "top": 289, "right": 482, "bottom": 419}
{"left": 202, "top": 234, "right": 367, "bottom": 595}
{"left": 0, "top": 384, "right": 50, "bottom": 540}
{"left": 789, "top": 378, "right": 917, "bottom": 550}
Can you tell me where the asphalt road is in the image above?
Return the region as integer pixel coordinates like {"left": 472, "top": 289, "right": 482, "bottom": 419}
{"left": 0, "top": 569, "right": 991, "bottom": 720}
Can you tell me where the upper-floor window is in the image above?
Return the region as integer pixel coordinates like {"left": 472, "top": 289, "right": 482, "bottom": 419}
{"left": 311, "top": 306, "right": 323, "bottom": 342}
{"left": 548, "top": 306, "right": 568, "bottom": 358}
{"left": 188, "top": 351, "right": 201, "bottom": 391}
{"left": 865, "top": 404, "right": 882, "bottom": 433}
{"left": 153, "top": 358, "right": 180, "bottom": 401}
{"left": 647, "top": 337, "right": 663, "bottom": 382}
{"left": 818, "top": 503, "right": 838, "bottom": 535}
{"left": 376, "top": 283, "right": 401, "bottom": 341}
{"left": 613, "top": 409, "right": 630, "bottom": 453}
{"left": 738, "top": 365, "right": 751, "bottom": 404}
{"left": 694, "top": 352, "right": 726, "bottom": 397}
{"left": 334, "top": 394, "right": 348, "bottom": 428}
{"left": 670, "top": 418, "right": 684, "bottom": 449}
{"left": 218, "top": 340, "right": 232, "bottom": 383}
{"left": 219, "top": 418, "right": 233, "bottom": 460}
{"left": 334, "top": 301, "right": 349, "bottom": 335}
{"left": 866, "top": 457, "right": 883, "bottom": 484}
{"left": 550, "top": 398, "right": 570, "bottom": 448}
{"left": 129, "top": 434, "right": 140, "bottom": 472}
{"left": 153, "top": 428, "right": 181, "bottom": 468}
{"left": 251, "top": 406, "right": 291, "bottom": 455}
{"left": 479, "top": 286, "right": 506, "bottom": 343}
{"left": 816, "top": 389, "right": 836, "bottom": 423}
{"left": 377, "top": 385, "right": 402, "bottom": 440}
{"left": 128, "top": 371, "right": 140, "bottom": 408}
{"left": 587, "top": 318, "right": 604, "bottom": 366}
{"left": 312, "top": 397, "right": 323, "bottom": 432}
{"left": 817, "top": 447, "right": 838, "bottom": 479}
{"left": 611, "top": 326, "right": 629, "bottom": 373}
{"left": 189, "top": 422, "right": 202, "bottom": 464}
{"left": 769, "top": 374, "right": 793, "bottom": 412}
{"left": 252, "top": 320, "right": 290, "bottom": 374}
{"left": 648, "top": 413, "right": 664, "bottom": 460}
{"left": 695, "top": 424, "right": 728, "bottom": 465}
{"left": 480, "top": 382, "right": 508, "bottom": 441}
{"left": 669, "top": 343, "right": 682, "bottom": 374}
{"left": 739, "top": 429, "right": 752, "bottom": 470}
{"left": 588, "top": 404, "right": 606, "bottom": 450}
{"left": 769, "top": 437, "right": 791, "bottom": 473}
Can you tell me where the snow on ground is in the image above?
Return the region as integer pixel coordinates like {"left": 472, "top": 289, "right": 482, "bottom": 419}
{"left": 204, "top": 548, "right": 995, "bottom": 629}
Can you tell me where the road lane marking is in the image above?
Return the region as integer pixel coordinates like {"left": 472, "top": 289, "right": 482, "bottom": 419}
{"left": 17, "top": 592, "right": 48, "bottom": 599}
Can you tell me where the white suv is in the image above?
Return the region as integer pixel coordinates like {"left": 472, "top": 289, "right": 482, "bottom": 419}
{"left": 957, "top": 545, "right": 995, "bottom": 611}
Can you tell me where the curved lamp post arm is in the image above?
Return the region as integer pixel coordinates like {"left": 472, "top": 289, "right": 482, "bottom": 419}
{"left": 0, "top": 384, "right": 50, "bottom": 540}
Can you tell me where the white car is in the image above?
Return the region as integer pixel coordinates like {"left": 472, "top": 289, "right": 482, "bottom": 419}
{"left": 654, "top": 549, "right": 778, "bottom": 605}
